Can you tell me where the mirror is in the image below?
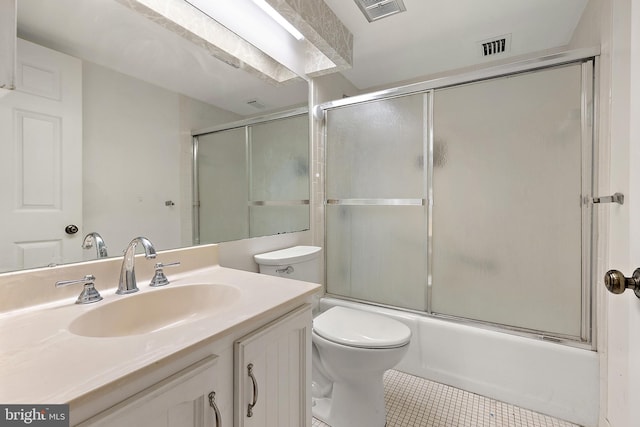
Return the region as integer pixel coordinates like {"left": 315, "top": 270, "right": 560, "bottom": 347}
{"left": 0, "top": 0, "right": 309, "bottom": 273}
{"left": 194, "top": 111, "right": 310, "bottom": 244}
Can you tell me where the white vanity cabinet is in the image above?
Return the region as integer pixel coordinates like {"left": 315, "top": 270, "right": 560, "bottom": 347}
{"left": 76, "top": 304, "right": 312, "bottom": 427}
{"left": 234, "top": 305, "right": 312, "bottom": 427}
{"left": 78, "top": 354, "right": 231, "bottom": 427}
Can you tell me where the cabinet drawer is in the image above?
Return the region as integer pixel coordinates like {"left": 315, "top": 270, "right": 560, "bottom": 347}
{"left": 79, "top": 355, "right": 223, "bottom": 427}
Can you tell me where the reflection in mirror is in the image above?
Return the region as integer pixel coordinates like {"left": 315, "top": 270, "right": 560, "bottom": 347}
{"left": 0, "top": 0, "right": 308, "bottom": 274}
{"left": 194, "top": 110, "right": 310, "bottom": 244}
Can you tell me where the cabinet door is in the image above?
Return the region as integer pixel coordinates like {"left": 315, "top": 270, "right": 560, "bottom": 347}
{"left": 80, "top": 355, "right": 228, "bottom": 427}
{"left": 234, "top": 305, "right": 312, "bottom": 427}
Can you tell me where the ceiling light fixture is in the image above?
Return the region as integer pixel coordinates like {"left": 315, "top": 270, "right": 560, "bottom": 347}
{"left": 252, "top": 0, "right": 305, "bottom": 41}
{"left": 116, "top": 0, "right": 351, "bottom": 83}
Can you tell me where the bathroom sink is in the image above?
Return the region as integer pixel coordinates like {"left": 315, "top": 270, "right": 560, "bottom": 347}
{"left": 68, "top": 284, "right": 241, "bottom": 338}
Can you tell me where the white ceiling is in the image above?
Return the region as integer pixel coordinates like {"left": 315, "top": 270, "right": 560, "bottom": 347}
{"left": 17, "top": 0, "right": 590, "bottom": 116}
{"left": 17, "top": 0, "right": 308, "bottom": 116}
{"left": 323, "top": 0, "right": 590, "bottom": 90}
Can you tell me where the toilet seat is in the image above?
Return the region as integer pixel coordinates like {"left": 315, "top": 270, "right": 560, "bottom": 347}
{"left": 313, "top": 306, "right": 411, "bottom": 349}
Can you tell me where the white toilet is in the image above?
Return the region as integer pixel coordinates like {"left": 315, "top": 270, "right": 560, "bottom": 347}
{"left": 254, "top": 246, "right": 412, "bottom": 427}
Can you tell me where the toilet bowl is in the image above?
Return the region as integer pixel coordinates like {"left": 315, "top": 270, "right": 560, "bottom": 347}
{"left": 253, "top": 247, "right": 411, "bottom": 427}
{"left": 311, "top": 306, "right": 411, "bottom": 427}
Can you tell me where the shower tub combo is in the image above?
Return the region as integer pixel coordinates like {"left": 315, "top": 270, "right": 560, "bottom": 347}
{"left": 319, "top": 297, "right": 598, "bottom": 427}
{"left": 319, "top": 49, "right": 601, "bottom": 427}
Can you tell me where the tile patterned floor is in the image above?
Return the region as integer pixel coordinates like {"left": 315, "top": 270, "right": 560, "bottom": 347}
{"left": 312, "top": 370, "right": 581, "bottom": 427}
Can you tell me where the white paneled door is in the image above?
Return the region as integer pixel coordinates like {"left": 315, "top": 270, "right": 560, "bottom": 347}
{"left": 628, "top": 1, "right": 640, "bottom": 421}
{"left": 0, "top": 39, "right": 82, "bottom": 272}
{"left": 605, "top": 1, "right": 640, "bottom": 426}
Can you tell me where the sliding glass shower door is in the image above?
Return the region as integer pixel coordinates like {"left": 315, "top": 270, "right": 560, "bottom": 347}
{"left": 431, "top": 64, "right": 591, "bottom": 338}
{"left": 325, "top": 94, "right": 429, "bottom": 311}
{"left": 324, "top": 59, "right": 594, "bottom": 341}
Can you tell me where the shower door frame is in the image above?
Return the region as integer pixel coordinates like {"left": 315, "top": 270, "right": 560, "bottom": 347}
{"left": 319, "top": 47, "right": 600, "bottom": 349}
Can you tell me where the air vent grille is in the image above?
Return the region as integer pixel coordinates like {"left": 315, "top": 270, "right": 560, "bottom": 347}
{"left": 359, "top": 0, "right": 387, "bottom": 7}
{"left": 246, "top": 99, "right": 266, "bottom": 109}
{"left": 478, "top": 34, "right": 512, "bottom": 57}
{"left": 355, "top": 0, "right": 406, "bottom": 22}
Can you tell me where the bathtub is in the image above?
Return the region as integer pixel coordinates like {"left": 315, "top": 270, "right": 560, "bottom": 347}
{"left": 318, "top": 297, "right": 599, "bottom": 427}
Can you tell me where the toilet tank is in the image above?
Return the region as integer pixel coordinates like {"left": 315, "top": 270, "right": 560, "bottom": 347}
{"left": 254, "top": 246, "right": 322, "bottom": 283}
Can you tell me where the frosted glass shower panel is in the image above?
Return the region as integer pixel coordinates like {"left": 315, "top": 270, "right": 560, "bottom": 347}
{"left": 197, "top": 128, "right": 248, "bottom": 243}
{"left": 325, "top": 92, "right": 428, "bottom": 311}
{"left": 250, "top": 115, "right": 309, "bottom": 201}
{"left": 326, "top": 205, "right": 427, "bottom": 311}
{"left": 431, "top": 64, "right": 587, "bottom": 337}
{"left": 249, "top": 205, "right": 309, "bottom": 237}
{"left": 326, "top": 94, "right": 427, "bottom": 199}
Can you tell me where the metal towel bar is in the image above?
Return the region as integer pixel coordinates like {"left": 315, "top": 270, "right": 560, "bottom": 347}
{"left": 593, "top": 193, "right": 624, "bottom": 205}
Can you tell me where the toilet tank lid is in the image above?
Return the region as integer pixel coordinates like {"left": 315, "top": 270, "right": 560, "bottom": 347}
{"left": 313, "top": 306, "right": 411, "bottom": 349}
{"left": 254, "top": 246, "right": 322, "bottom": 265}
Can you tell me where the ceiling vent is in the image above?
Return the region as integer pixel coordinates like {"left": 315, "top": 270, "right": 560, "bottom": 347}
{"left": 246, "top": 99, "right": 267, "bottom": 110}
{"left": 355, "top": 0, "right": 406, "bottom": 22}
{"left": 478, "top": 34, "right": 512, "bottom": 57}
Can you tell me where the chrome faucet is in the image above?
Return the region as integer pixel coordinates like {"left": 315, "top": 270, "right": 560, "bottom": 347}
{"left": 117, "top": 237, "right": 156, "bottom": 295}
{"left": 81, "top": 232, "right": 108, "bottom": 259}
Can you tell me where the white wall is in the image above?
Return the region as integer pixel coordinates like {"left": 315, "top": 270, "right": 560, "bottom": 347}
{"left": 82, "top": 62, "right": 239, "bottom": 256}
{"left": 82, "top": 60, "right": 318, "bottom": 273}
{"left": 568, "top": 0, "right": 602, "bottom": 49}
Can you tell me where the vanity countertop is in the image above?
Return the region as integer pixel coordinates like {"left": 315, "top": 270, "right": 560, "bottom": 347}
{"left": 0, "top": 262, "right": 320, "bottom": 405}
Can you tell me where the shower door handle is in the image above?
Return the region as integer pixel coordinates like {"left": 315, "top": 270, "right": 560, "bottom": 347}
{"left": 604, "top": 268, "right": 640, "bottom": 298}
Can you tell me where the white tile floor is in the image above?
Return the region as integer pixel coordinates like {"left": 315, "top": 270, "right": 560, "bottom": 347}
{"left": 312, "top": 370, "right": 581, "bottom": 427}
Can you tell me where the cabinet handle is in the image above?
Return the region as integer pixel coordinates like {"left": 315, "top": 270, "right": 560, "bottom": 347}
{"left": 247, "top": 363, "right": 259, "bottom": 417}
{"left": 208, "top": 391, "right": 222, "bottom": 427}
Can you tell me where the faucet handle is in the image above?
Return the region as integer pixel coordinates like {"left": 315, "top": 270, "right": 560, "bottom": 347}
{"left": 149, "top": 262, "right": 181, "bottom": 287}
{"left": 55, "top": 275, "right": 103, "bottom": 304}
